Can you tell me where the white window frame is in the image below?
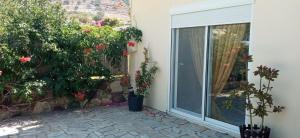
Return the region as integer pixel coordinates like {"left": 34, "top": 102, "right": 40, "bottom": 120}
{"left": 169, "top": 0, "right": 254, "bottom": 135}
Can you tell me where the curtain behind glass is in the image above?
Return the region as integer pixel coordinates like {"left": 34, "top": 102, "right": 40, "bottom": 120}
{"left": 207, "top": 23, "right": 248, "bottom": 126}
{"left": 212, "top": 24, "right": 247, "bottom": 97}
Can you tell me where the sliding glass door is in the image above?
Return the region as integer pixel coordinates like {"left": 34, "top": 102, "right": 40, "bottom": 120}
{"left": 173, "top": 27, "right": 206, "bottom": 115}
{"left": 172, "top": 23, "right": 250, "bottom": 128}
{"left": 206, "top": 23, "right": 250, "bottom": 126}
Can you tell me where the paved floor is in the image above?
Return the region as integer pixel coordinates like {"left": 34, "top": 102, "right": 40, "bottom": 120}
{"left": 0, "top": 106, "right": 235, "bottom": 138}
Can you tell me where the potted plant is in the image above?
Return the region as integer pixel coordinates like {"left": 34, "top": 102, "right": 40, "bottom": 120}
{"left": 128, "top": 48, "right": 158, "bottom": 111}
{"left": 122, "top": 27, "right": 142, "bottom": 54}
{"left": 225, "top": 65, "right": 284, "bottom": 138}
{"left": 127, "top": 40, "right": 138, "bottom": 53}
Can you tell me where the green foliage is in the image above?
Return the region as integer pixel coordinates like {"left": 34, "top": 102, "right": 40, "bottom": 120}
{"left": 93, "top": 15, "right": 102, "bottom": 21}
{"left": 225, "top": 65, "right": 284, "bottom": 128}
{"left": 0, "top": 0, "right": 65, "bottom": 103}
{"left": 135, "top": 48, "right": 158, "bottom": 96}
{"left": 121, "top": 27, "right": 143, "bottom": 42}
{"left": 101, "top": 18, "right": 120, "bottom": 27}
{"left": 0, "top": 0, "right": 143, "bottom": 105}
{"left": 252, "top": 66, "right": 284, "bottom": 127}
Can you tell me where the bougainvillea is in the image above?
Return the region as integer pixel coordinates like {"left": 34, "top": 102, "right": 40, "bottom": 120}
{"left": 0, "top": 0, "right": 142, "bottom": 106}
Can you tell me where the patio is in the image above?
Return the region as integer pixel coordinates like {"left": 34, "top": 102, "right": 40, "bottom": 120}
{"left": 0, "top": 106, "right": 234, "bottom": 138}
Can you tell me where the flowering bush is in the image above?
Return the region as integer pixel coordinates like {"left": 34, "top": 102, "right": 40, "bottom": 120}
{"left": 135, "top": 48, "right": 158, "bottom": 96}
{"left": 0, "top": 0, "right": 142, "bottom": 107}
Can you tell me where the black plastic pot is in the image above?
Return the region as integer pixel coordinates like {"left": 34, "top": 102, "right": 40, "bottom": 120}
{"left": 240, "top": 124, "right": 271, "bottom": 138}
{"left": 128, "top": 92, "right": 144, "bottom": 111}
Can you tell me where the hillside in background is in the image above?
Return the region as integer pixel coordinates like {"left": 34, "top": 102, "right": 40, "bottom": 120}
{"left": 57, "top": 0, "right": 130, "bottom": 24}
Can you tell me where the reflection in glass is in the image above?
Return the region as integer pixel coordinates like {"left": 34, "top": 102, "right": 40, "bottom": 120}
{"left": 206, "top": 23, "right": 250, "bottom": 126}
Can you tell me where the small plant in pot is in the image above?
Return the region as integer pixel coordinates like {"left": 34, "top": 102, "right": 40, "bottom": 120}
{"left": 128, "top": 48, "right": 158, "bottom": 112}
{"left": 225, "top": 65, "right": 284, "bottom": 138}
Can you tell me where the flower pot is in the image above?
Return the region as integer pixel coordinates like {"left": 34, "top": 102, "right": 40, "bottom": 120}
{"left": 240, "top": 124, "right": 271, "bottom": 138}
{"left": 128, "top": 92, "right": 144, "bottom": 111}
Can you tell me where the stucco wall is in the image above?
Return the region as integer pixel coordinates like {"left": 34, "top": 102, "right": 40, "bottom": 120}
{"left": 129, "top": 0, "right": 201, "bottom": 112}
{"left": 251, "top": 0, "right": 300, "bottom": 138}
{"left": 130, "top": 0, "right": 300, "bottom": 137}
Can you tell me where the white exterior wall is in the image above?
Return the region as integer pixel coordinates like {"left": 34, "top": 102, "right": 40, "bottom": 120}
{"left": 129, "top": 0, "right": 200, "bottom": 112}
{"left": 130, "top": 0, "right": 300, "bottom": 137}
{"left": 251, "top": 0, "right": 300, "bottom": 138}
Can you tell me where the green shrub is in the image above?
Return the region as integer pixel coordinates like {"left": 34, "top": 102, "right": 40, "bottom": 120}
{"left": 0, "top": 0, "right": 142, "bottom": 105}
{"left": 101, "top": 18, "right": 120, "bottom": 27}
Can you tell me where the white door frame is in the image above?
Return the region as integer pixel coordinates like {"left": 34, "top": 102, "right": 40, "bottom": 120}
{"left": 168, "top": 0, "right": 254, "bottom": 135}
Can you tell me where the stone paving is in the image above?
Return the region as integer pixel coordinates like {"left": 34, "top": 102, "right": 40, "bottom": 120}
{"left": 0, "top": 106, "right": 235, "bottom": 138}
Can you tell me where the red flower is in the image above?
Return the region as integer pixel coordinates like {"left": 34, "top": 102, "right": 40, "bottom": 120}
{"left": 122, "top": 50, "right": 128, "bottom": 57}
{"left": 95, "top": 44, "right": 106, "bottom": 51}
{"left": 83, "top": 29, "right": 92, "bottom": 33}
{"left": 19, "top": 56, "right": 31, "bottom": 63}
{"left": 74, "top": 91, "right": 85, "bottom": 102}
{"left": 127, "top": 41, "right": 136, "bottom": 47}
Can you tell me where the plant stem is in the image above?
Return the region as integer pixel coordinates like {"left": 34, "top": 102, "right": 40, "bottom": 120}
{"left": 259, "top": 77, "right": 262, "bottom": 92}
{"left": 261, "top": 79, "right": 271, "bottom": 128}
{"left": 266, "top": 79, "right": 271, "bottom": 93}
{"left": 258, "top": 76, "right": 264, "bottom": 128}
{"left": 247, "top": 94, "right": 253, "bottom": 129}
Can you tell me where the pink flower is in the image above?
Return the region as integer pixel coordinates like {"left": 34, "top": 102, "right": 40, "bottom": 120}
{"left": 91, "top": 20, "right": 96, "bottom": 25}
{"left": 19, "top": 56, "right": 31, "bottom": 63}
{"left": 127, "top": 41, "right": 136, "bottom": 47}
{"left": 0, "top": 70, "right": 2, "bottom": 76}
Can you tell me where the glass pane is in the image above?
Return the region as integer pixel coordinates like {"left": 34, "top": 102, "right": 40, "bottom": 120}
{"left": 175, "top": 27, "right": 205, "bottom": 114}
{"left": 206, "top": 23, "right": 250, "bottom": 126}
